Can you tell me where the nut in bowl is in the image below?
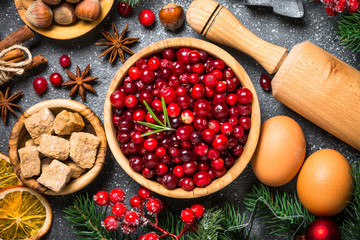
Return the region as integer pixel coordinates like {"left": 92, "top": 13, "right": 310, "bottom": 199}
{"left": 104, "top": 37, "right": 261, "bottom": 198}
{"left": 14, "top": 0, "right": 114, "bottom": 40}
{"left": 9, "top": 99, "right": 107, "bottom": 195}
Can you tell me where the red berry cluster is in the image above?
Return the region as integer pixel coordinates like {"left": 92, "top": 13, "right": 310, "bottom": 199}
{"left": 110, "top": 47, "right": 253, "bottom": 191}
{"left": 319, "top": 0, "right": 360, "bottom": 16}
{"left": 93, "top": 187, "right": 205, "bottom": 240}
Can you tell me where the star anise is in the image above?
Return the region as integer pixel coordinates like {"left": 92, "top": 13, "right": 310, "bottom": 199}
{"left": 62, "top": 64, "right": 98, "bottom": 102}
{"left": 96, "top": 23, "right": 139, "bottom": 63}
{"left": 0, "top": 86, "right": 22, "bottom": 124}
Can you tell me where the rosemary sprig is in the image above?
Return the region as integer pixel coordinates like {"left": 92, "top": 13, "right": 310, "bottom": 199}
{"left": 138, "top": 98, "right": 175, "bottom": 137}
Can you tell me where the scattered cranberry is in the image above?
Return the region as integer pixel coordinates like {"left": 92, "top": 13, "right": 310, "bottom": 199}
{"left": 49, "top": 72, "right": 63, "bottom": 86}
{"left": 93, "top": 190, "right": 109, "bottom": 206}
{"left": 139, "top": 9, "right": 155, "bottom": 26}
{"left": 59, "top": 54, "right": 71, "bottom": 67}
{"left": 117, "top": 1, "right": 132, "bottom": 16}
{"left": 260, "top": 73, "right": 272, "bottom": 91}
{"left": 33, "top": 77, "right": 48, "bottom": 95}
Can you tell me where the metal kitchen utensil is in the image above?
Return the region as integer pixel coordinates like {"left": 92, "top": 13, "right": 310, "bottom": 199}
{"left": 240, "top": 0, "right": 304, "bottom": 18}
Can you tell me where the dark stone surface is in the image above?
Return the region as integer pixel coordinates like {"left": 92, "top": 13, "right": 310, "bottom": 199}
{"left": 0, "top": 0, "right": 359, "bottom": 239}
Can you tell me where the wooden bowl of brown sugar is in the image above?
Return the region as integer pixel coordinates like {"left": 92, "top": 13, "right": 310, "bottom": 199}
{"left": 8, "top": 99, "right": 107, "bottom": 195}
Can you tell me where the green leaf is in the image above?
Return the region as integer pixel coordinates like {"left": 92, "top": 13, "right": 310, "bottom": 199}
{"left": 142, "top": 100, "right": 165, "bottom": 127}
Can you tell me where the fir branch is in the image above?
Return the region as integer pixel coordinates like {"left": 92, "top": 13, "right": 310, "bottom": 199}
{"left": 124, "top": 0, "right": 142, "bottom": 6}
{"left": 63, "top": 194, "right": 123, "bottom": 240}
{"left": 187, "top": 207, "right": 224, "bottom": 240}
{"left": 337, "top": 12, "right": 360, "bottom": 52}
{"left": 244, "top": 184, "right": 314, "bottom": 238}
{"left": 154, "top": 209, "right": 185, "bottom": 239}
{"left": 341, "top": 164, "right": 360, "bottom": 240}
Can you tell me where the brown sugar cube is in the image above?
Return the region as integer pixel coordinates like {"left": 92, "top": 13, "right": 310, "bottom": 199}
{"left": 18, "top": 146, "right": 41, "bottom": 178}
{"left": 37, "top": 160, "right": 71, "bottom": 192}
{"left": 24, "top": 108, "right": 55, "bottom": 144}
{"left": 38, "top": 134, "right": 70, "bottom": 161}
{"left": 41, "top": 158, "right": 53, "bottom": 172}
{"left": 65, "top": 161, "right": 86, "bottom": 178}
{"left": 25, "top": 139, "right": 37, "bottom": 147}
{"left": 70, "top": 132, "right": 100, "bottom": 169}
{"left": 54, "top": 110, "right": 85, "bottom": 135}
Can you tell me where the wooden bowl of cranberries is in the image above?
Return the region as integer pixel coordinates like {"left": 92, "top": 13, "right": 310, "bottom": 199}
{"left": 104, "top": 37, "right": 260, "bottom": 198}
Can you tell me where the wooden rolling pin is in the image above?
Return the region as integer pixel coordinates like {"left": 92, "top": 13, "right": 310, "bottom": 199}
{"left": 187, "top": 0, "right": 360, "bottom": 151}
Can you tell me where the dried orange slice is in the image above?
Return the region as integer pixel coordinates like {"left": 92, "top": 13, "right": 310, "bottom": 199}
{"left": 0, "top": 152, "right": 21, "bottom": 189}
{"left": 0, "top": 186, "right": 52, "bottom": 240}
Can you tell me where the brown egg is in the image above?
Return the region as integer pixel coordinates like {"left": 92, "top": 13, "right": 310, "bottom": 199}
{"left": 297, "top": 149, "right": 353, "bottom": 217}
{"left": 251, "top": 116, "right": 306, "bottom": 187}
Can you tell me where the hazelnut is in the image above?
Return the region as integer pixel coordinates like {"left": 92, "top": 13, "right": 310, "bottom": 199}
{"left": 25, "top": 0, "right": 53, "bottom": 29}
{"left": 159, "top": 3, "right": 185, "bottom": 31}
{"left": 42, "top": 0, "right": 62, "bottom": 5}
{"left": 54, "top": 2, "right": 77, "bottom": 25}
{"left": 75, "top": 0, "right": 101, "bottom": 21}
{"left": 65, "top": 0, "right": 82, "bottom": 3}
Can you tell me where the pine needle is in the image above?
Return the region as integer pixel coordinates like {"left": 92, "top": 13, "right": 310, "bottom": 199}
{"left": 63, "top": 194, "right": 124, "bottom": 240}
{"left": 124, "top": 0, "right": 142, "bottom": 6}
{"left": 243, "top": 184, "right": 314, "bottom": 237}
{"left": 341, "top": 164, "right": 360, "bottom": 239}
{"left": 188, "top": 207, "right": 224, "bottom": 240}
{"left": 337, "top": 12, "right": 360, "bottom": 52}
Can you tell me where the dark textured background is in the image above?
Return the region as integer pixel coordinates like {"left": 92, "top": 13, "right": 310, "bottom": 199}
{"left": 0, "top": 0, "right": 359, "bottom": 239}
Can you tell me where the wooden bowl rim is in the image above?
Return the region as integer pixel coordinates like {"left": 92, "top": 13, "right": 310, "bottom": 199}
{"left": 8, "top": 99, "right": 107, "bottom": 195}
{"left": 104, "top": 37, "right": 261, "bottom": 198}
{"left": 14, "top": 0, "right": 114, "bottom": 40}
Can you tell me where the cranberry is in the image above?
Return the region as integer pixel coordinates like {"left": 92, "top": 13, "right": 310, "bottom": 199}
{"left": 174, "top": 165, "right": 184, "bottom": 178}
{"left": 160, "top": 86, "right": 177, "bottom": 104}
{"left": 176, "top": 48, "right": 191, "bottom": 64}
{"left": 59, "top": 54, "right": 71, "bottom": 67}
{"left": 212, "top": 134, "right": 229, "bottom": 151}
{"left": 208, "top": 120, "right": 220, "bottom": 133}
{"left": 215, "top": 81, "right": 227, "bottom": 93}
{"left": 236, "top": 88, "right": 253, "bottom": 104}
{"left": 197, "top": 162, "right": 210, "bottom": 171}
{"left": 117, "top": 132, "right": 131, "bottom": 143}
{"left": 193, "top": 99, "right": 210, "bottom": 117}
{"left": 214, "top": 166, "right": 226, "bottom": 178}
{"left": 210, "top": 158, "right": 224, "bottom": 170}
{"left": 204, "top": 73, "right": 218, "bottom": 87}
{"left": 176, "top": 126, "right": 192, "bottom": 140}
{"left": 155, "top": 163, "right": 168, "bottom": 176}
{"left": 129, "top": 156, "right": 143, "bottom": 171}
{"left": 224, "top": 68, "right": 234, "bottom": 78}
{"left": 194, "top": 142, "right": 209, "bottom": 156}
{"left": 143, "top": 152, "right": 159, "bottom": 168}
{"left": 239, "top": 116, "right": 251, "bottom": 130}
{"left": 228, "top": 107, "right": 240, "bottom": 118}
{"left": 33, "top": 77, "right": 48, "bottom": 95}
{"left": 49, "top": 72, "right": 62, "bottom": 86}
{"left": 117, "top": 1, "right": 132, "bottom": 16}
{"left": 162, "top": 173, "right": 178, "bottom": 189}
{"left": 191, "top": 84, "right": 205, "bottom": 99}
{"left": 191, "top": 204, "right": 205, "bottom": 219}
{"left": 181, "top": 177, "right": 195, "bottom": 191}
{"left": 207, "top": 149, "right": 219, "bottom": 160}
{"left": 124, "top": 95, "right": 138, "bottom": 108}
{"left": 213, "top": 103, "right": 228, "bottom": 119}
{"left": 199, "top": 50, "right": 207, "bottom": 62}
{"left": 232, "top": 144, "right": 244, "bottom": 157}
{"left": 148, "top": 57, "right": 160, "bottom": 70}
{"left": 183, "top": 161, "right": 197, "bottom": 175}
{"left": 93, "top": 190, "right": 109, "bottom": 206}
{"left": 190, "top": 131, "right": 201, "bottom": 144}
{"left": 189, "top": 50, "right": 201, "bottom": 63}
{"left": 180, "top": 110, "right": 195, "bottom": 124}
{"left": 202, "top": 129, "right": 215, "bottom": 142}
{"left": 139, "top": 9, "right": 155, "bottom": 26}
{"left": 168, "top": 147, "right": 180, "bottom": 157}
{"left": 260, "top": 73, "right": 272, "bottom": 91}
{"left": 228, "top": 136, "right": 238, "bottom": 148}
{"left": 170, "top": 117, "right": 181, "bottom": 128}
{"left": 136, "top": 59, "right": 148, "bottom": 69}
{"left": 176, "top": 86, "right": 187, "bottom": 95}
{"left": 151, "top": 99, "right": 162, "bottom": 113}
{"left": 179, "top": 148, "right": 192, "bottom": 162}
{"left": 177, "top": 94, "right": 191, "bottom": 108}
{"left": 140, "top": 90, "right": 152, "bottom": 105}
{"left": 238, "top": 103, "right": 252, "bottom": 116}
{"left": 224, "top": 155, "right": 235, "bottom": 168}
{"left": 221, "top": 122, "right": 233, "bottom": 135}
{"left": 162, "top": 48, "right": 175, "bottom": 60}
{"left": 140, "top": 68, "right": 155, "bottom": 83}
{"left": 193, "top": 117, "right": 208, "bottom": 131}
{"left": 138, "top": 187, "right": 152, "bottom": 200}
{"left": 193, "top": 171, "right": 211, "bottom": 187}
{"left": 189, "top": 73, "right": 199, "bottom": 84}
{"left": 172, "top": 61, "right": 186, "bottom": 75}
{"left": 133, "top": 109, "right": 146, "bottom": 121}
{"left": 155, "top": 147, "right": 166, "bottom": 157}
{"left": 212, "top": 70, "right": 223, "bottom": 82}
{"left": 144, "top": 138, "right": 158, "bottom": 151}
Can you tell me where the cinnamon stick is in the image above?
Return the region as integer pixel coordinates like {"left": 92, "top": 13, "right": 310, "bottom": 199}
{"left": 8, "top": 54, "right": 47, "bottom": 77}
{"left": 1, "top": 49, "right": 25, "bottom": 61}
{"left": 0, "top": 25, "right": 35, "bottom": 52}
{"left": 8, "top": 55, "right": 26, "bottom": 63}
